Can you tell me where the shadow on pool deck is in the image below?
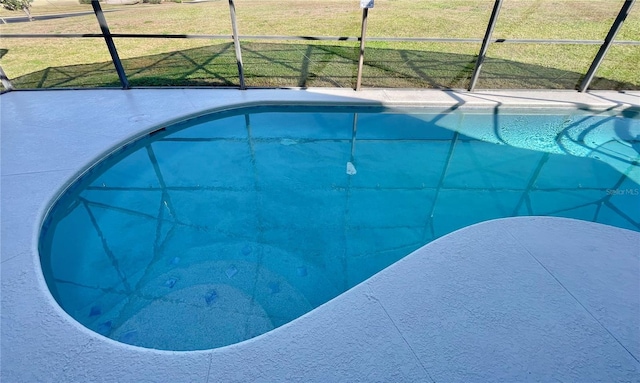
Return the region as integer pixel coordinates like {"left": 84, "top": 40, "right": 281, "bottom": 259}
{"left": 7, "top": 42, "right": 640, "bottom": 91}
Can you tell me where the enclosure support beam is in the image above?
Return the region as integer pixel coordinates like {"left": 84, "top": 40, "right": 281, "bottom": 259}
{"left": 0, "top": 65, "right": 15, "bottom": 91}
{"left": 91, "top": 0, "right": 129, "bottom": 89}
{"left": 468, "top": 0, "right": 503, "bottom": 92}
{"left": 228, "top": 0, "right": 246, "bottom": 90}
{"left": 579, "top": 0, "right": 635, "bottom": 92}
{"left": 355, "top": 8, "right": 369, "bottom": 91}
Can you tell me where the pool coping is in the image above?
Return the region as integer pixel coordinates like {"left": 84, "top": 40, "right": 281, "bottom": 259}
{"left": 1, "top": 88, "right": 639, "bottom": 382}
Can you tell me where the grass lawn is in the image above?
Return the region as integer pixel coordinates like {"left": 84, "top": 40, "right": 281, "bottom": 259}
{"left": 0, "top": 0, "right": 638, "bottom": 90}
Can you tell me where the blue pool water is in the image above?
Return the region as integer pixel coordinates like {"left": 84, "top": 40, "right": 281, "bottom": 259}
{"left": 39, "top": 106, "right": 640, "bottom": 351}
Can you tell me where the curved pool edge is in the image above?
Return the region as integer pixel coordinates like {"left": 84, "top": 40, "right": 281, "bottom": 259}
{"left": 210, "top": 215, "right": 640, "bottom": 382}
{"left": 6, "top": 215, "right": 640, "bottom": 382}
{"left": 2, "top": 88, "right": 639, "bottom": 382}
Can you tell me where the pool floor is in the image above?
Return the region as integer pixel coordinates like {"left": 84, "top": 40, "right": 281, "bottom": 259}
{"left": 38, "top": 105, "right": 639, "bottom": 351}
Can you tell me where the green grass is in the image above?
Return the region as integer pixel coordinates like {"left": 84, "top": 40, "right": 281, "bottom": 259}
{"left": 1, "top": 0, "right": 638, "bottom": 90}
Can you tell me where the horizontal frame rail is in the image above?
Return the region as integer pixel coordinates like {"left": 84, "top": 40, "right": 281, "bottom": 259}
{"left": 1, "top": 33, "right": 639, "bottom": 46}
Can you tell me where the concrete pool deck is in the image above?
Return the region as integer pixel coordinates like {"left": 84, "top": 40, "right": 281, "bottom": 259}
{"left": 1, "top": 89, "right": 639, "bottom": 382}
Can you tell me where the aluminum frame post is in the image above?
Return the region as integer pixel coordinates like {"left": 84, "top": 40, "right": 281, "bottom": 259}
{"left": 0, "top": 64, "right": 15, "bottom": 91}
{"left": 228, "top": 0, "right": 246, "bottom": 90}
{"left": 579, "top": 0, "right": 635, "bottom": 92}
{"left": 355, "top": 8, "right": 369, "bottom": 91}
{"left": 468, "top": 0, "right": 503, "bottom": 91}
{"left": 91, "top": 0, "right": 128, "bottom": 89}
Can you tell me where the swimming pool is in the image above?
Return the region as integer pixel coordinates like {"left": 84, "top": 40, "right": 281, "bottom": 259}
{"left": 39, "top": 105, "right": 640, "bottom": 351}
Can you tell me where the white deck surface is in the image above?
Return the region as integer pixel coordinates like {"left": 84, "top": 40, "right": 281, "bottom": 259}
{"left": 1, "top": 89, "right": 639, "bottom": 382}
